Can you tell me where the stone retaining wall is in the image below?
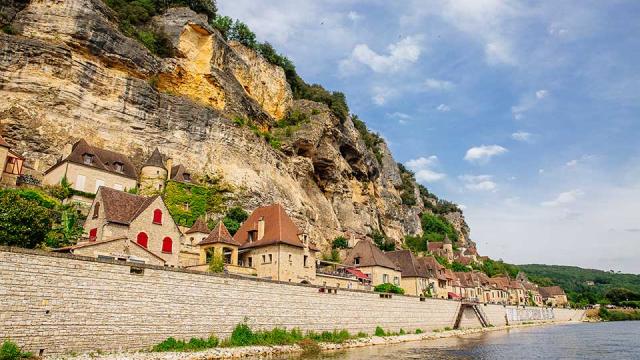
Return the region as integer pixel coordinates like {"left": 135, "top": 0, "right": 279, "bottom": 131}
{"left": 0, "top": 248, "right": 584, "bottom": 356}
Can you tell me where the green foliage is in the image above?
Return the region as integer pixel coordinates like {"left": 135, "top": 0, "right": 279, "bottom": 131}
{"left": 374, "top": 326, "right": 385, "bottom": 337}
{"left": 434, "top": 254, "right": 451, "bottom": 269}
{"left": 0, "top": 341, "right": 32, "bottom": 360}
{"left": 322, "top": 249, "right": 341, "bottom": 263}
{"left": 374, "top": 283, "right": 405, "bottom": 295}
{"left": 152, "top": 336, "right": 219, "bottom": 352}
{"left": 45, "top": 206, "right": 85, "bottom": 248}
{"left": 207, "top": 250, "right": 225, "bottom": 273}
{"left": 605, "top": 287, "right": 640, "bottom": 304}
{"left": 415, "top": 329, "right": 423, "bottom": 334}
{"left": 397, "top": 163, "right": 417, "bottom": 206}
{"left": 275, "top": 109, "right": 309, "bottom": 128}
{"left": 163, "top": 177, "right": 233, "bottom": 227}
{"left": 518, "top": 264, "right": 640, "bottom": 305}
{"left": 599, "top": 308, "right": 640, "bottom": 321}
{"left": 471, "top": 258, "right": 519, "bottom": 278}
{"left": 444, "top": 327, "right": 452, "bottom": 331}
{"left": 306, "top": 329, "right": 352, "bottom": 344}
{"left": 370, "top": 230, "right": 395, "bottom": 251}
{"left": 404, "top": 234, "right": 427, "bottom": 253}
{"left": 421, "top": 213, "right": 458, "bottom": 242}
{"left": 222, "top": 322, "right": 356, "bottom": 347}
{"left": 220, "top": 206, "right": 248, "bottom": 235}
{"left": 210, "top": 15, "right": 233, "bottom": 38}
{"left": 352, "top": 114, "right": 383, "bottom": 163}
{"left": 332, "top": 236, "right": 349, "bottom": 249}
{"left": 620, "top": 301, "right": 640, "bottom": 308}
{"left": 1, "top": 25, "right": 18, "bottom": 35}
{"left": 0, "top": 191, "right": 55, "bottom": 249}
{"left": 451, "top": 261, "right": 470, "bottom": 272}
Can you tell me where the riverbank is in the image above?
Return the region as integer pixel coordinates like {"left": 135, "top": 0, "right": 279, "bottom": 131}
{"left": 47, "top": 321, "right": 582, "bottom": 360}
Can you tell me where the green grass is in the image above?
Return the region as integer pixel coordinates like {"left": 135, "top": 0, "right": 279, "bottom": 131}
{"left": 152, "top": 336, "right": 219, "bottom": 352}
{"left": 0, "top": 341, "right": 32, "bottom": 360}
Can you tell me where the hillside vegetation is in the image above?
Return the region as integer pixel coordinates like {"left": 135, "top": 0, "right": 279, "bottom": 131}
{"left": 519, "top": 264, "right": 640, "bottom": 306}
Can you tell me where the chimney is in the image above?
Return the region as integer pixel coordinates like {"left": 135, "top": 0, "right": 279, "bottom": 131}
{"left": 62, "top": 143, "right": 73, "bottom": 159}
{"left": 257, "top": 216, "right": 265, "bottom": 240}
{"left": 165, "top": 157, "right": 173, "bottom": 181}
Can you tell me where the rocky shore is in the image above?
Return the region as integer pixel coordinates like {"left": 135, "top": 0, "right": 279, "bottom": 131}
{"left": 48, "top": 321, "right": 580, "bottom": 360}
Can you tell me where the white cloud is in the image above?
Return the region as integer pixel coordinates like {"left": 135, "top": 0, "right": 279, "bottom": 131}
{"left": 512, "top": 89, "right": 550, "bottom": 119}
{"left": 536, "top": 89, "right": 549, "bottom": 99}
{"left": 347, "top": 11, "right": 362, "bottom": 22}
{"left": 485, "top": 41, "right": 516, "bottom": 65}
{"left": 405, "top": 156, "right": 446, "bottom": 183}
{"left": 541, "top": 189, "right": 584, "bottom": 207}
{"left": 511, "top": 131, "right": 532, "bottom": 142}
{"left": 387, "top": 112, "right": 411, "bottom": 124}
{"left": 424, "top": 78, "right": 454, "bottom": 91}
{"left": 538, "top": 169, "right": 545, "bottom": 174}
{"left": 566, "top": 159, "right": 578, "bottom": 167}
{"left": 436, "top": 104, "right": 451, "bottom": 112}
{"left": 565, "top": 154, "right": 596, "bottom": 168}
{"left": 464, "top": 145, "right": 508, "bottom": 164}
{"left": 460, "top": 174, "right": 497, "bottom": 192}
{"left": 341, "top": 36, "right": 422, "bottom": 74}
{"left": 371, "top": 86, "right": 398, "bottom": 106}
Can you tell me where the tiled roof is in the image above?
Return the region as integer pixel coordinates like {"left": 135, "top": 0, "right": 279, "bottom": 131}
{"left": 343, "top": 240, "right": 399, "bottom": 270}
{"left": 234, "top": 204, "right": 308, "bottom": 250}
{"left": 144, "top": 148, "right": 166, "bottom": 168}
{"left": 186, "top": 218, "right": 209, "bottom": 234}
{"left": 170, "top": 164, "right": 191, "bottom": 182}
{"left": 428, "top": 242, "right": 444, "bottom": 251}
{"left": 539, "top": 286, "right": 566, "bottom": 298}
{"left": 0, "top": 134, "right": 10, "bottom": 148}
{"left": 199, "top": 221, "right": 241, "bottom": 246}
{"left": 443, "top": 234, "right": 452, "bottom": 244}
{"left": 386, "top": 250, "right": 425, "bottom": 278}
{"left": 45, "top": 139, "right": 137, "bottom": 179}
{"left": 53, "top": 237, "right": 166, "bottom": 263}
{"left": 99, "top": 187, "right": 158, "bottom": 225}
{"left": 418, "top": 255, "right": 445, "bottom": 279}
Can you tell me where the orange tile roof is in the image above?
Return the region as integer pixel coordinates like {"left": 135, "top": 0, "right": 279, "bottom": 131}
{"left": 233, "top": 204, "right": 308, "bottom": 250}
{"left": 199, "top": 221, "right": 240, "bottom": 246}
{"left": 186, "top": 218, "right": 209, "bottom": 234}
{"left": 343, "top": 240, "right": 400, "bottom": 270}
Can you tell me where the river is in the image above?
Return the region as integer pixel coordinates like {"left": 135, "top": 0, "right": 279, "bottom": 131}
{"left": 279, "top": 322, "right": 640, "bottom": 360}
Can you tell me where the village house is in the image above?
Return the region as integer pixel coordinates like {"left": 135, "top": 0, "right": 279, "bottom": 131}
{"left": 81, "top": 187, "right": 182, "bottom": 266}
{"left": 179, "top": 218, "right": 210, "bottom": 267}
{"left": 54, "top": 237, "right": 166, "bottom": 266}
{"left": 0, "top": 134, "right": 25, "bottom": 187}
{"left": 427, "top": 235, "right": 454, "bottom": 262}
{"left": 43, "top": 139, "right": 137, "bottom": 204}
{"left": 139, "top": 148, "right": 193, "bottom": 195}
{"left": 343, "top": 240, "right": 402, "bottom": 288}
{"left": 386, "top": 250, "right": 431, "bottom": 296}
{"left": 418, "top": 255, "right": 450, "bottom": 298}
{"left": 231, "top": 204, "right": 320, "bottom": 283}
{"left": 539, "top": 286, "right": 569, "bottom": 307}
{"left": 195, "top": 221, "right": 257, "bottom": 276}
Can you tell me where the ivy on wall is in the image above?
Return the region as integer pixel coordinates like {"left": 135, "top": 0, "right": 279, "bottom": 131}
{"left": 163, "top": 175, "right": 234, "bottom": 227}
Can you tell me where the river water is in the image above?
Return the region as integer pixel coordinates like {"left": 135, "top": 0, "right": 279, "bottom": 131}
{"left": 280, "top": 322, "right": 640, "bottom": 360}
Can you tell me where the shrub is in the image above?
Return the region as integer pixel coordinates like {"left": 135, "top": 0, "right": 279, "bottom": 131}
{"left": 444, "top": 327, "right": 452, "bottom": 331}
{"left": 152, "top": 336, "right": 219, "bottom": 352}
{"left": 332, "top": 236, "right": 349, "bottom": 249}
{"left": 207, "top": 251, "right": 225, "bottom": 273}
{"left": 0, "top": 341, "right": 32, "bottom": 360}
{"left": 356, "top": 332, "right": 368, "bottom": 338}
{"left": 322, "top": 249, "right": 341, "bottom": 263}
{"left": 374, "top": 283, "right": 405, "bottom": 295}
{"left": 374, "top": 326, "right": 386, "bottom": 337}
{"left": 399, "top": 329, "right": 405, "bottom": 335}
{"left": 415, "top": 329, "right": 423, "bottom": 334}
{"left": 0, "top": 191, "right": 54, "bottom": 248}
{"left": 371, "top": 230, "right": 395, "bottom": 251}
{"left": 221, "top": 207, "right": 248, "bottom": 235}
{"left": 227, "top": 322, "right": 254, "bottom": 347}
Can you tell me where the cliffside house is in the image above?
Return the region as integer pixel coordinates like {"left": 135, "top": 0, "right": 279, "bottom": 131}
{"left": 539, "top": 286, "right": 569, "bottom": 307}
{"left": 418, "top": 255, "right": 450, "bottom": 298}
{"left": 0, "top": 134, "right": 25, "bottom": 187}
{"left": 427, "top": 235, "right": 454, "bottom": 262}
{"left": 81, "top": 187, "right": 181, "bottom": 266}
{"left": 516, "top": 272, "right": 544, "bottom": 306}
{"left": 54, "top": 237, "right": 166, "bottom": 266}
{"left": 385, "top": 250, "right": 431, "bottom": 296}
{"left": 343, "top": 240, "right": 401, "bottom": 287}
{"left": 43, "top": 139, "right": 137, "bottom": 204}
{"left": 139, "top": 148, "right": 193, "bottom": 195}
{"left": 232, "top": 204, "right": 319, "bottom": 282}
{"left": 179, "top": 218, "right": 209, "bottom": 267}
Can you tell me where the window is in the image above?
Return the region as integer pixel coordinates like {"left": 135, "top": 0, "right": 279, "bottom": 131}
{"left": 269, "top": 254, "right": 273, "bottom": 263}
{"left": 288, "top": 254, "right": 292, "bottom": 262}
{"left": 75, "top": 175, "right": 86, "bottom": 191}
{"left": 354, "top": 257, "right": 360, "bottom": 265}
{"left": 153, "top": 209, "right": 162, "bottom": 224}
{"left": 88, "top": 228, "right": 97, "bottom": 241}
{"left": 304, "top": 255, "right": 308, "bottom": 268}
{"left": 162, "top": 237, "right": 173, "bottom": 253}
{"left": 394, "top": 276, "right": 400, "bottom": 285}
{"left": 92, "top": 202, "right": 100, "bottom": 219}
{"left": 136, "top": 232, "right": 148, "bottom": 248}
{"left": 262, "top": 255, "right": 266, "bottom": 263}
{"left": 114, "top": 162, "right": 124, "bottom": 173}
{"left": 95, "top": 179, "right": 105, "bottom": 192}
{"left": 83, "top": 154, "right": 93, "bottom": 165}
{"left": 248, "top": 231, "right": 256, "bottom": 242}
{"left": 383, "top": 274, "right": 389, "bottom": 283}
{"left": 248, "top": 257, "right": 253, "bottom": 267}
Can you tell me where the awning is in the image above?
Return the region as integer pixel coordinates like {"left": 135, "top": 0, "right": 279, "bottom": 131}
{"left": 448, "top": 292, "right": 462, "bottom": 299}
{"left": 346, "top": 268, "right": 369, "bottom": 280}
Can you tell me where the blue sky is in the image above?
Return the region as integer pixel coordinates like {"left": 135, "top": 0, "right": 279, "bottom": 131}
{"left": 218, "top": 0, "right": 640, "bottom": 274}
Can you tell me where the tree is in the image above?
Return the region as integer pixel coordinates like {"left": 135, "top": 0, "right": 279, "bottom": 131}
{"left": 228, "top": 20, "right": 256, "bottom": 48}
{"left": 605, "top": 288, "right": 640, "bottom": 305}
{"left": 46, "top": 207, "right": 85, "bottom": 248}
{"left": 0, "top": 191, "right": 54, "bottom": 248}
{"left": 222, "top": 206, "right": 249, "bottom": 235}
{"left": 210, "top": 15, "right": 233, "bottom": 38}
{"left": 208, "top": 250, "right": 225, "bottom": 273}
{"left": 371, "top": 230, "right": 394, "bottom": 251}
{"left": 332, "top": 236, "right": 348, "bottom": 249}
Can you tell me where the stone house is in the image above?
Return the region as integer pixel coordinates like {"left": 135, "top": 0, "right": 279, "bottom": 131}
{"left": 386, "top": 250, "right": 432, "bottom": 296}
{"left": 427, "top": 235, "right": 454, "bottom": 262}
{"left": 418, "top": 255, "right": 450, "bottom": 298}
{"left": 43, "top": 139, "right": 137, "bottom": 204}
{"left": 82, "top": 187, "right": 181, "bottom": 266}
{"left": 343, "top": 240, "right": 401, "bottom": 287}
{"left": 0, "top": 134, "right": 25, "bottom": 187}
{"left": 179, "top": 218, "right": 209, "bottom": 267}
{"left": 139, "top": 148, "right": 193, "bottom": 195}
{"left": 232, "top": 204, "right": 319, "bottom": 283}
{"left": 197, "top": 221, "right": 242, "bottom": 271}
{"left": 54, "top": 237, "right": 166, "bottom": 266}
{"left": 539, "top": 286, "right": 568, "bottom": 307}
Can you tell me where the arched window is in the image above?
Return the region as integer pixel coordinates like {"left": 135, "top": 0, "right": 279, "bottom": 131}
{"left": 89, "top": 228, "right": 97, "bottom": 241}
{"left": 162, "top": 237, "right": 173, "bottom": 253}
{"left": 153, "top": 209, "right": 162, "bottom": 224}
{"left": 137, "top": 232, "right": 148, "bottom": 248}
{"left": 92, "top": 202, "right": 100, "bottom": 219}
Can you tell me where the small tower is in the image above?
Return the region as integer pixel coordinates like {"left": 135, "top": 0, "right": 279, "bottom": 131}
{"left": 140, "top": 148, "right": 168, "bottom": 195}
{"left": 184, "top": 217, "right": 210, "bottom": 248}
{"left": 443, "top": 234, "right": 454, "bottom": 262}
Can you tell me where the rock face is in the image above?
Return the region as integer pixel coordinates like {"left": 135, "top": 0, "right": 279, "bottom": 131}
{"left": 0, "top": 0, "right": 466, "bottom": 250}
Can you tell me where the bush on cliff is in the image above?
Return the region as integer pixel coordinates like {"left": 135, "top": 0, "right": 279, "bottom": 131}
{"left": 0, "top": 341, "right": 32, "bottom": 360}
{"left": 332, "top": 236, "right": 349, "bottom": 249}
{"left": 374, "top": 283, "right": 405, "bottom": 295}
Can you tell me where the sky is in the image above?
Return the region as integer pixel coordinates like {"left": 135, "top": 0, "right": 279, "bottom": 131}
{"left": 218, "top": 0, "right": 640, "bottom": 274}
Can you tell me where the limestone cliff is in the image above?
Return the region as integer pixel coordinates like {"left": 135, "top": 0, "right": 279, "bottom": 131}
{"left": 0, "top": 0, "right": 468, "bottom": 250}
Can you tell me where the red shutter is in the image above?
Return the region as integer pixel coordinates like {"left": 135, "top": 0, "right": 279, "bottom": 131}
{"left": 162, "top": 237, "right": 172, "bottom": 253}
{"left": 137, "top": 232, "right": 148, "bottom": 248}
{"left": 153, "top": 209, "right": 163, "bottom": 224}
{"left": 89, "top": 228, "right": 97, "bottom": 241}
